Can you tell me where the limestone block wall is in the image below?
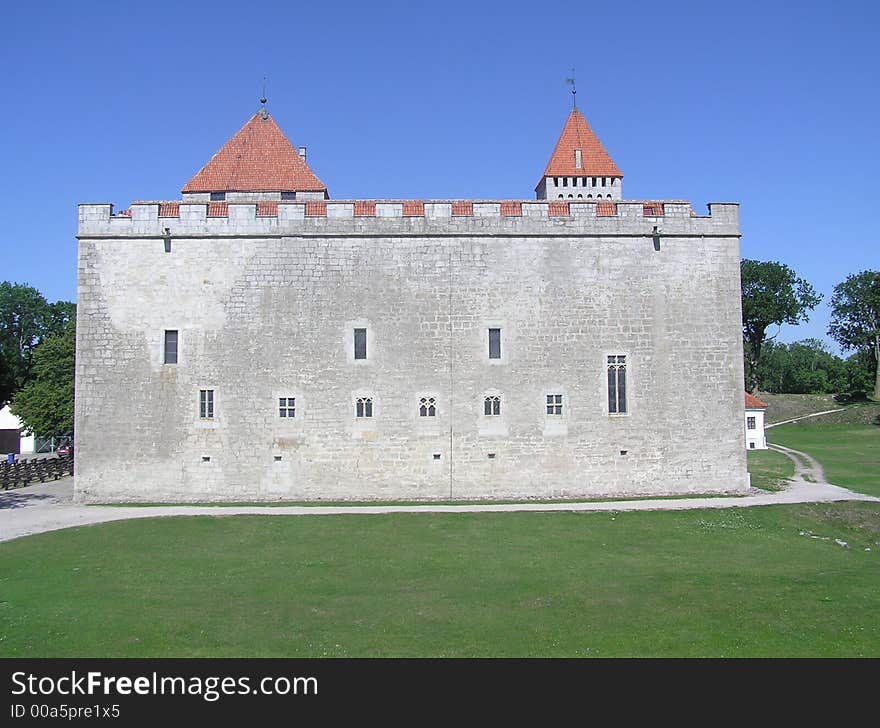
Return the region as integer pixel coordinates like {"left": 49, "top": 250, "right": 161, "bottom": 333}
{"left": 74, "top": 199, "right": 746, "bottom": 502}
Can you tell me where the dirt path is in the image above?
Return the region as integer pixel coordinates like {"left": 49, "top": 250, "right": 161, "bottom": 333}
{"left": 1, "top": 464, "right": 877, "bottom": 544}
{"left": 766, "top": 409, "right": 843, "bottom": 428}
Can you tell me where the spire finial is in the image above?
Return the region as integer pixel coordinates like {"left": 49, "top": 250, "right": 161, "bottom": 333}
{"left": 565, "top": 69, "right": 577, "bottom": 110}
{"left": 259, "top": 76, "right": 269, "bottom": 120}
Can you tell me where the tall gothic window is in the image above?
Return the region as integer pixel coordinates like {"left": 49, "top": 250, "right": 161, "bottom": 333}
{"left": 419, "top": 397, "right": 436, "bottom": 417}
{"left": 607, "top": 356, "right": 627, "bottom": 414}
{"left": 484, "top": 395, "right": 501, "bottom": 416}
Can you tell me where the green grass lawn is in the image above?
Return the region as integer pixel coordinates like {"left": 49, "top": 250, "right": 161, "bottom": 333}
{"left": 2, "top": 504, "right": 880, "bottom": 657}
{"left": 747, "top": 448, "right": 795, "bottom": 491}
{"left": 769, "top": 424, "right": 880, "bottom": 497}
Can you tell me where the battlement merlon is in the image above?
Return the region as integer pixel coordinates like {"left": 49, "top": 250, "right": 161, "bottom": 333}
{"left": 77, "top": 201, "right": 739, "bottom": 239}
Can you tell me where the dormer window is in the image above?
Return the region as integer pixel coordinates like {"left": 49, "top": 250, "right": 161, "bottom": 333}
{"left": 210, "top": 192, "right": 226, "bottom": 201}
{"left": 574, "top": 149, "right": 582, "bottom": 169}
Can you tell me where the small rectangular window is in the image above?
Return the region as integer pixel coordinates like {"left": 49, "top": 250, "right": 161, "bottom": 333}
{"left": 488, "top": 328, "right": 501, "bottom": 359}
{"left": 199, "top": 389, "right": 214, "bottom": 419}
{"left": 209, "top": 192, "right": 226, "bottom": 201}
{"left": 484, "top": 395, "right": 501, "bottom": 416}
{"left": 747, "top": 416, "right": 756, "bottom": 430}
{"left": 419, "top": 397, "right": 436, "bottom": 417}
{"left": 163, "top": 330, "right": 178, "bottom": 364}
{"left": 546, "top": 394, "right": 563, "bottom": 415}
{"left": 356, "top": 397, "right": 373, "bottom": 418}
{"left": 607, "top": 355, "right": 627, "bottom": 414}
{"left": 281, "top": 191, "right": 296, "bottom": 200}
{"left": 601, "top": 178, "right": 607, "bottom": 187}
{"left": 279, "top": 397, "right": 296, "bottom": 418}
{"left": 354, "top": 328, "right": 367, "bottom": 360}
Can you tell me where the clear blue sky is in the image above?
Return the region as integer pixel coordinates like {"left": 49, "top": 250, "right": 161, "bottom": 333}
{"left": 1, "top": 0, "right": 877, "bottom": 352}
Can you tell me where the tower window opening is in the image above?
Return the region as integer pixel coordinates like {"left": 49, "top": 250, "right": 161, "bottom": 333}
{"left": 602, "top": 178, "right": 607, "bottom": 187}
{"left": 574, "top": 149, "right": 582, "bottom": 168}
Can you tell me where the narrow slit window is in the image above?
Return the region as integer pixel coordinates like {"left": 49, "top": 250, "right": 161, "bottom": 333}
{"left": 199, "top": 389, "right": 214, "bottom": 419}
{"left": 354, "top": 328, "right": 367, "bottom": 360}
{"left": 488, "top": 328, "right": 501, "bottom": 359}
{"left": 163, "top": 330, "right": 178, "bottom": 364}
{"left": 607, "top": 355, "right": 627, "bottom": 414}
{"left": 484, "top": 395, "right": 501, "bottom": 416}
{"left": 356, "top": 397, "right": 373, "bottom": 418}
{"left": 546, "top": 394, "right": 563, "bottom": 415}
{"left": 574, "top": 149, "right": 582, "bottom": 168}
{"left": 279, "top": 397, "right": 296, "bottom": 418}
{"left": 419, "top": 397, "right": 436, "bottom": 417}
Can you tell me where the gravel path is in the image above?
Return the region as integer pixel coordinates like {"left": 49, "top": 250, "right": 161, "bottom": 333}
{"left": 1, "top": 453, "right": 876, "bottom": 544}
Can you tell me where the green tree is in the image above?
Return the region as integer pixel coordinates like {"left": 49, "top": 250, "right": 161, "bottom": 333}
{"left": 741, "top": 259, "right": 822, "bottom": 394}
{"left": 0, "top": 282, "right": 75, "bottom": 405}
{"left": 10, "top": 318, "right": 75, "bottom": 437}
{"left": 827, "top": 270, "right": 880, "bottom": 400}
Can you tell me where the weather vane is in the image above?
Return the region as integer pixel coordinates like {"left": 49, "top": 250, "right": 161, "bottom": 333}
{"left": 565, "top": 69, "right": 577, "bottom": 109}
{"left": 259, "top": 76, "right": 269, "bottom": 120}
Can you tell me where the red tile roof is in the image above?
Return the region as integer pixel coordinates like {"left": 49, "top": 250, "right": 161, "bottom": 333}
{"left": 596, "top": 201, "right": 617, "bottom": 216}
{"left": 745, "top": 392, "right": 769, "bottom": 409}
{"left": 158, "top": 202, "right": 179, "bottom": 217}
{"left": 305, "top": 201, "right": 327, "bottom": 217}
{"left": 547, "top": 201, "right": 570, "bottom": 216}
{"left": 206, "top": 202, "right": 228, "bottom": 217}
{"left": 182, "top": 113, "right": 327, "bottom": 195}
{"left": 500, "top": 201, "right": 522, "bottom": 216}
{"left": 256, "top": 201, "right": 278, "bottom": 217}
{"left": 402, "top": 201, "right": 424, "bottom": 216}
{"left": 540, "top": 109, "right": 622, "bottom": 184}
{"left": 354, "top": 201, "right": 376, "bottom": 217}
{"left": 451, "top": 201, "right": 473, "bottom": 216}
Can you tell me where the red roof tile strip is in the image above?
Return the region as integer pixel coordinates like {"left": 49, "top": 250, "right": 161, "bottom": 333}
{"left": 745, "top": 392, "right": 769, "bottom": 408}
{"left": 158, "top": 202, "right": 180, "bottom": 217}
{"left": 643, "top": 202, "right": 664, "bottom": 216}
{"left": 207, "top": 202, "right": 228, "bottom": 217}
{"left": 305, "top": 201, "right": 327, "bottom": 217}
{"left": 540, "top": 109, "right": 623, "bottom": 184}
{"left": 402, "top": 201, "right": 425, "bottom": 216}
{"left": 500, "top": 201, "right": 522, "bottom": 216}
{"left": 116, "top": 208, "right": 131, "bottom": 217}
{"left": 256, "top": 201, "right": 278, "bottom": 217}
{"left": 451, "top": 201, "right": 473, "bottom": 216}
{"left": 182, "top": 113, "right": 327, "bottom": 194}
{"left": 354, "top": 201, "right": 376, "bottom": 217}
{"left": 547, "top": 201, "right": 570, "bottom": 216}
{"left": 596, "top": 201, "right": 617, "bottom": 216}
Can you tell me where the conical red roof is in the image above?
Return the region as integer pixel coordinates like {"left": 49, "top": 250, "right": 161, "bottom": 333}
{"left": 540, "top": 108, "right": 622, "bottom": 180}
{"left": 182, "top": 113, "right": 327, "bottom": 194}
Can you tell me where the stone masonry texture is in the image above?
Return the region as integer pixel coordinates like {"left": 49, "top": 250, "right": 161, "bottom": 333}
{"left": 74, "top": 200, "right": 747, "bottom": 502}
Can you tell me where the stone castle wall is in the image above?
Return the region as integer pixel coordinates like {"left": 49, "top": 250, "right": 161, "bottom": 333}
{"left": 74, "top": 199, "right": 747, "bottom": 502}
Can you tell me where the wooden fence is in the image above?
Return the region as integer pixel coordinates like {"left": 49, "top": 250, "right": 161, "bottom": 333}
{"left": 0, "top": 454, "right": 74, "bottom": 490}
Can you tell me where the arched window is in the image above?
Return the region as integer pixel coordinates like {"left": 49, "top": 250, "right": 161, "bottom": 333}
{"left": 587, "top": 194, "right": 592, "bottom": 199}
{"left": 558, "top": 194, "right": 564, "bottom": 199}
{"left": 484, "top": 395, "right": 501, "bottom": 416}
{"left": 577, "top": 194, "right": 583, "bottom": 198}
{"left": 419, "top": 397, "right": 436, "bottom": 417}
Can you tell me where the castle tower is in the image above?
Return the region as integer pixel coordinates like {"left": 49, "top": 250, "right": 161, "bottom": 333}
{"left": 536, "top": 108, "right": 622, "bottom": 201}
{"left": 181, "top": 107, "right": 328, "bottom": 202}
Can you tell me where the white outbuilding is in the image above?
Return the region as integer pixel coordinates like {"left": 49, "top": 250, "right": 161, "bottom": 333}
{"left": 744, "top": 392, "right": 768, "bottom": 450}
{"left": 0, "top": 405, "right": 35, "bottom": 455}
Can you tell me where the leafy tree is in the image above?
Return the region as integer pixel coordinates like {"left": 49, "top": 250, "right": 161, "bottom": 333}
{"left": 741, "top": 259, "right": 822, "bottom": 394}
{"left": 10, "top": 318, "right": 75, "bottom": 436}
{"left": 752, "top": 338, "right": 847, "bottom": 394}
{"left": 0, "top": 282, "right": 74, "bottom": 405}
{"left": 827, "top": 270, "right": 880, "bottom": 400}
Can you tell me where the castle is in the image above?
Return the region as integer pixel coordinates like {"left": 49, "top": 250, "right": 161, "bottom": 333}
{"left": 74, "top": 100, "right": 747, "bottom": 502}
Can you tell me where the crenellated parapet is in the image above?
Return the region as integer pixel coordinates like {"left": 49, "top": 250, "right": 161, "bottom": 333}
{"left": 78, "top": 199, "right": 739, "bottom": 239}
